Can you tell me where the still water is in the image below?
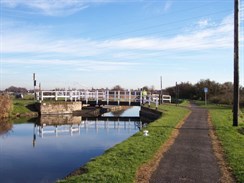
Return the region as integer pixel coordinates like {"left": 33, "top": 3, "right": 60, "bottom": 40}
{"left": 0, "top": 107, "right": 142, "bottom": 183}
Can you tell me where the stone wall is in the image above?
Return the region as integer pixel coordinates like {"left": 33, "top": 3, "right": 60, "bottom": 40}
{"left": 139, "top": 106, "right": 162, "bottom": 121}
{"left": 38, "top": 102, "right": 82, "bottom": 115}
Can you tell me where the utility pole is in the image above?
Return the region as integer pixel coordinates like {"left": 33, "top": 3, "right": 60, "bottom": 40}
{"left": 233, "top": 0, "right": 239, "bottom": 126}
{"left": 160, "top": 76, "right": 163, "bottom": 104}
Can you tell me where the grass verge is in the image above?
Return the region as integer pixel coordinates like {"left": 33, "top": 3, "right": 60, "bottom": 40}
{"left": 196, "top": 102, "right": 244, "bottom": 182}
{"left": 11, "top": 99, "right": 38, "bottom": 116}
{"left": 58, "top": 104, "right": 189, "bottom": 183}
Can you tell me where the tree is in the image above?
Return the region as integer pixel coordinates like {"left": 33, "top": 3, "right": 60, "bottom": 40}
{"left": 5, "top": 86, "right": 28, "bottom": 93}
{"left": 111, "top": 85, "right": 124, "bottom": 91}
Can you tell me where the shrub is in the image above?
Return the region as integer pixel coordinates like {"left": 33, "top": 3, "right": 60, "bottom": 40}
{"left": 0, "top": 94, "right": 12, "bottom": 120}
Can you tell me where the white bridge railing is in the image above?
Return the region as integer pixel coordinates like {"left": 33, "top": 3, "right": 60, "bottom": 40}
{"left": 37, "top": 90, "right": 171, "bottom": 106}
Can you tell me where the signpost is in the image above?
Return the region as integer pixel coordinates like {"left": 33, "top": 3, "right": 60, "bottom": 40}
{"left": 204, "top": 87, "right": 208, "bottom": 105}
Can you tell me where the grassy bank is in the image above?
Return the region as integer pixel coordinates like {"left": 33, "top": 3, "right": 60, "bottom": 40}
{"left": 59, "top": 104, "right": 189, "bottom": 183}
{"left": 197, "top": 102, "right": 244, "bottom": 182}
{"left": 11, "top": 99, "right": 38, "bottom": 117}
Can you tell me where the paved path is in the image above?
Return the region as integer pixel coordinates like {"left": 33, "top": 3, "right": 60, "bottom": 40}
{"left": 150, "top": 104, "right": 221, "bottom": 183}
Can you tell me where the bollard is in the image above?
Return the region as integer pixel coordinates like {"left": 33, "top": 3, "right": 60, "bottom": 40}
{"left": 143, "top": 130, "right": 149, "bottom": 136}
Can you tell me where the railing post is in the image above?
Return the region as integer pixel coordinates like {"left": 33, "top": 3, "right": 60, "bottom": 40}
{"left": 118, "top": 91, "right": 120, "bottom": 105}
{"left": 156, "top": 98, "right": 159, "bottom": 110}
{"left": 74, "top": 90, "right": 77, "bottom": 102}
{"left": 140, "top": 91, "right": 142, "bottom": 105}
{"left": 85, "top": 90, "right": 88, "bottom": 104}
{"left": 55, "top": 91, "right": 58, "bottom": 101}
{"left": 41, "top": 91, "right": 44, "bottom": 101}
{"left": 96, "top": 90, "right": 99, "bottom": 105}
{"left": 148, "top": 95, "right": 151, "bottom": 108}
{"left": 114, "top": 91, "right": 116, "bottom": 102}
{"left": 70, "top": 91, "right": 73, "bottom": 101}
{"left": 129, "top": 89, "right": 131, "bottom": 105}
{"left": 65, "top": 90, "right": 67, "bottom": 102}
{"left": 124, "top": 90, "right": 127, "bottom": 102}
{"left": 107, "top": 90, "right": 109, "bottom": 105}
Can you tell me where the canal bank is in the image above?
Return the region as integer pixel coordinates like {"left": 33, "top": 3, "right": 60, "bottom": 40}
{"left": 58, "top": 104, "right": 190, "bottom": 183}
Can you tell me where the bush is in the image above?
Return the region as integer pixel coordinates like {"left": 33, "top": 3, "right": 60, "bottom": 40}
{"left": 0, "top": 94, "right": 12, "bottom": 119}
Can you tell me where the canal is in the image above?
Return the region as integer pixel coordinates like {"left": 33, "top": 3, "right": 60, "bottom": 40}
{"left": 0, "top": 107, "right": 145, "bottom": 183}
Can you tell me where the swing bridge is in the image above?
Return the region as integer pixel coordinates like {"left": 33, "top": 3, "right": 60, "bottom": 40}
{"left": 37, "top": 90, "right": 171, "bottom": 107}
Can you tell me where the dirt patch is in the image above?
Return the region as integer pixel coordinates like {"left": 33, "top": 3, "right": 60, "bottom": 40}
{"left": 135, "top": 111, "right": 192, "bottom": 183}
{"left": 207, "top": 113, "right": 235, "bottom": 183}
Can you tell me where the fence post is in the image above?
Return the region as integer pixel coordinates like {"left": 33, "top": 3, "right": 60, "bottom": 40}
{"left": 148, "top": 95, "right": 151, "bottom": 108}
{"left": 65, "top": 90, "right": 67, "bottom": 101}
{"left": 118, "top": 91, "right": 120, "bottom": 105}
{"left": 156, "top": 98, "right": 159, "bottom": 110}
{"left": 55, "top": 91, "right": 58, "bottom": 101}
{"left": 41, "top": 91, "right": 44, "bottom": 101}
{"left": 129, "top": 89, "right": 131, "bottom": 106}
{"left": 96, "top": 90, "right": 99, "bottom": 105}
{"left": 85, "top": 90, "right": 88, "bottom": 104}
{"left": 107, "top": 90, "right": 109, "bottom": 105}
{"left": 140, "top": 91, "right": 142, "bottom": 105}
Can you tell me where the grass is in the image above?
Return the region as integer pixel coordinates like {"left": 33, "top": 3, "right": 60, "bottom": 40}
{"left": 11, "top": 99, "right": 38, "bottom": 115}
{"left": 196, "top": 101, "right": 244, "bottom": 182}
{"left": 58, "top": 104, "right": 189, "bottom": 183}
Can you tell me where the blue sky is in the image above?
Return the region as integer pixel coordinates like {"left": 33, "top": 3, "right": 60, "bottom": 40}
{"left": 1, "top": 0, "right": 244, "bottom": 90}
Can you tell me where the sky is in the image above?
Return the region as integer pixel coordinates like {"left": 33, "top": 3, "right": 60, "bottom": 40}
{"left": 0, "top": 0, "right": 244, "bottom": 90}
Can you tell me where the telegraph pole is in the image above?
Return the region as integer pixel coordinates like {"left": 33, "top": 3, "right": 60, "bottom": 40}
{"left": 233, "top": 0, "right": 239, "bottom": 126}
{"left": 160, "top": 76, "right": 163, "bottom": 104}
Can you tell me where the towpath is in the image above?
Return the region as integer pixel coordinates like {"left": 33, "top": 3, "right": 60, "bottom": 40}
{"left": 150, "top": 104, "right": 221, "bottom": 183}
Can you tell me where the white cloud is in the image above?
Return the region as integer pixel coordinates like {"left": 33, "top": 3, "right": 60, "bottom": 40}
{"left": 197, "top": 19, "right": 209, "bottom": 28}
{"left": 0, "top": 0, "right": 110, "bottom": 16}
{"left": 1, "top": 14, "right": 234, "bottom": 63}
{"left": 164, "top": 1, "right": 172, "bottom": 13}
{"left": 2, "top": 58, "right": 139, "bottom": 72}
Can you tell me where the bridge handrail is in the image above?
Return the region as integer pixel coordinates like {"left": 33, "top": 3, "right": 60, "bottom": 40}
{"left": 38, "top": 90, "right": 171, "bottom": 107}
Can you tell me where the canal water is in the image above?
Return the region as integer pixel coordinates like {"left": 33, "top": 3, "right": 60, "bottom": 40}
{"left": 0, "top": 107, "right": 143, "bottom": 183}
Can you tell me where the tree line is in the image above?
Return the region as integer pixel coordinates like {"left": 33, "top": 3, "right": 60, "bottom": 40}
{"left": 165, "top": 79, "right": 244, "bottom": 106}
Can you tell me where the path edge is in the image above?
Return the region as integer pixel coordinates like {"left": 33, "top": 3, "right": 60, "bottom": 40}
{"left": 135, "top": 110, "right": 192, "bottom": 183}
{"left": 207, "top": 112, "right": 235, "bottom": 183}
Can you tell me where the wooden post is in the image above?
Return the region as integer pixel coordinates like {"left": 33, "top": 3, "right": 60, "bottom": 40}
{"left": 140, "top": 90, "right": 142, "bottom": 105}
{"left": 86, "top": 90, "right": 88, "bottom": 104}
{"left": 156, "top": 98, "right": 159, "bottom": 110}
{"left": 114, "top": 91, "right": 116, "bottom": 102}
{"left": 107, "top": 90, "right": 109, "bottom": 105}
{"left": 41, "top": 91, "right": 44, "bottom": 101}
{"left": 148, "top": 95, "right": 151, "bottom": 108}
{"left": 129, "top": 89, "right": 131, "bottom": 106}
{"left": 96, "top": 90, "right": 99, "bottom": 105}
{"left": 118, "top": 91, "right": 120, "bottom": 105}
{"left": 55, "top": 91, "right": 58, "bottom": 101}
{"left": 233, "top": 0, "right": 239, "bottom": 126}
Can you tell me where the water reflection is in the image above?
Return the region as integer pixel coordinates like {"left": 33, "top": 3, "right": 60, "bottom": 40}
{"left": 0, "top": 107, "right": 149, "bottom": 183}
{"left": 0, "top": 119, "right": 13, "bottom": 136}
{"left": 32, "top": 115, "right": 142, "bottom": 148}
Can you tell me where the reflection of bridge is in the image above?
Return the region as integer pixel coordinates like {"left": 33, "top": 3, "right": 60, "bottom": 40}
{"left": 38, "top": 90, "right": 171, "bottom": 106}
{"left": 35, "top": 117, "right": 143, "bottom": 138}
